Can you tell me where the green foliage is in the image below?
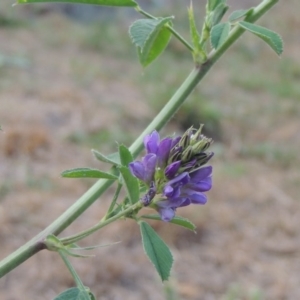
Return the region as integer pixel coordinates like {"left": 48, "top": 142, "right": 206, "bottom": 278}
{"left": 54, "top": 287, "right": 92, "bottom": 300}
{"left": 207, "top": 0, "right": 226, "bottom": 12}
{"left": 187, "top": 3, "right": 205, "bottom": 63}
{"left": 118, "top": 166, "right": 140, "bottom": 204}
{"left": 142, "top": 214, "right": 196, "bottom": 232}
{"left": 129, "top": 17, "right": 173, "bottom": 67}
{"left": 139, "top": 221, "right": 173, "bottom": 281}
{"left": 61, "top": 168, "right": 118, "bottom": 179}
{"left": 188, "top": 5, "right": 200, "bottom": 49}
{"left": 238, "top": 21, "right": 283, "bottom": 56}
{"left": 17, "top": 0, "right": 137, "bottom": 6}
{"left": 92, "top": 150, "right": 121, "bottom": 166}
{"left": 118, "top": 144, "right": 134, "bottom": 166}
{"left": 228, "top": 9, "right": 253, "bottom": 23}
{"left": 118, "top": 144, "right": 139, "bottom": 204}
{"left": 210, "top": 3, "right": 229, "bottom": 27}
{"left": 210, "top": 22, "right": 231, "bottom": 49}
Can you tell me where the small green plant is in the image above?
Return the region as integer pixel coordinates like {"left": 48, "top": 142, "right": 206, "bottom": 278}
{"left": 0, "top": 0, "right": 283, "bottom": 299}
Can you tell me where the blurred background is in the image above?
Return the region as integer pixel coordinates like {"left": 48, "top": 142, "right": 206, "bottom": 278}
{"left": 0, "top": 0, "right": 299, "bottom": 299}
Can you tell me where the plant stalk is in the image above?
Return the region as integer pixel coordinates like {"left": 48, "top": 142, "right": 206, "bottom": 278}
{"left": 61, "top": 201, "right": 143, "bottom": 245}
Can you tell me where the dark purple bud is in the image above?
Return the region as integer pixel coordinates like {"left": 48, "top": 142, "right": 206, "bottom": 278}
{"left": 165, "top": 161, "right": 181, "bottom": 179}
{"left": 140, "top": 181, "right": 156, "bottom": 206}
{"left": 179, "top": 159, "right": 196, "bottom": 172}
{"left": 171, "top": 136, "right": 181, "bottom": 149}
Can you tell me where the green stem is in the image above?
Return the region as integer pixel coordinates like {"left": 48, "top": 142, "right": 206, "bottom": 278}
{"left": 102, "top": 182, "right": 122, "bottom": 221}
{"left": 136, "top": 6, "right": 194, "bottom": 52}
{"left": 0, "top": 0, "right": 279, "bottom": 278}
{"left": 58, "top": 250, "right": 88, "bottom": 296}
{"left": 61, "top": 201, "right": 143, "bottom": 245}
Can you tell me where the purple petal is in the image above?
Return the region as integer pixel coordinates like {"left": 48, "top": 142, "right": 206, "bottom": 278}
{"left": 178, "top": 198, "right": 191, "bottom": 207}
{"left": 163, "top": 186, "right": 174, "bottom": 197}
{"left": 142, "top": 153, "right": 157, "bottom": 183}
{"left": 164, "top": 161, "right": 181, "bottom": 179}
{"left": 188, "top": 177, "right": 212, "bottom": 192}
{"left": 129, "top": 161, "right": 145, "bottom": 181}
{"left": 144, "top": 131, "right": 160, "bottom": 154}
{"left": 189, "top": 193, "right": 207, "bottom": 204}
{"left": 158, "top": 207, "right": 175, "bottom": 222}
{"left": 157, "top": 137, "right": 172, "bottom": 167}
{"left": 167, "top": 172, "right": 190, "bottom": 187}
{"left": 157, "top": 196, "right": 186, "bottom": 208}
{"left": 190, "top": 166, "right": 212, "bottom": 182}
{"left": 163, "top": 185, "right": 181, "bottom": 198}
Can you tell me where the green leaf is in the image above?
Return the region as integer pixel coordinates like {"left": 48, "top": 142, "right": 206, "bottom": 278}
{"left": 210, "top": 22, "right": 231, "bottom": 49}
{"left": 129, "top": 17, "right": 173, "bottom": 67}
{"left": 88, "top": 292, "right": 96, "bottom": 300}
{"left": 61, "top": 168, "right": 118, "bottom": 179}
{"left": 210, "top": 3, "right": 229, "bottom": 27}
{"left": 141, "top": 214, "right": 196, "bottom": 232}
{"left": 68, "top": 241, "right": 120, "bottom": 251}
{"left": 228, "top": 9, "right": 253, "bottom": 23}
{"left": 238, "top": 21, "right": 283, "bottom": 56}
{"left": 64, "top": 250, "right": 94, "bottom": 258}
{"left": 139, "top": 221, "right": 173, "bottom": 281}
{"left": 207, "top": 0, "right": 226, "bottom": 12}
{"left": 92, "top": 149, "right": 120, "bottom": 165}
{"left": 137, "top": 27, "right": 171, "bottom": 67}
{"left": 118, "top": 144, "right": 134, "bottom": 166}
{"left": 119, "top": 166, "right": 140, "bottom": 204}
{"left": 188, "top": 4, "right": 201, "bottom": 48}
{"left": 18, "top": 0, "right": 137, "bottom": 6}
{"left": 54, "top": 287, "right": 91, "bottom": 300}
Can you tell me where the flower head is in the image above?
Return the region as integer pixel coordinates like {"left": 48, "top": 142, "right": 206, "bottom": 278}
{"left": 129, "top": 126, "right": 213, "bottom": 221}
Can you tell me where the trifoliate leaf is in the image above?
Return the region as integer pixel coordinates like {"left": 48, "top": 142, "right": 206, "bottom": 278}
{"left": 238, "top": 21, "right": 283, "bottom": 56}
{"left": 53, "top": 287, "right": 91, "bottom": 300}
{"left": 210, "top": 22, "right": 231, "bottom": 49}
{"left": 188, "top": 4, "right": 201, "bottom": 49}
{"left": 228, "top": 8, "right": 253, "bottom": 22}
{"left": 210, "top": 3, "right": 229, "bottom": 27}
{"left": 119, "top": 166, "right": 139, "bottom": 204}
{"left": 61, "top": 168, "right": 118, "bottom": 179}
{"left": 139, "top": 221, "right": 173, "bottom": 281}
{"left": 129, "top": 17, "right": 173, "bottom": 67}
{"left": 18, "top": 0, "right": 137, "bottom": 6}
{"left": 141, "top": 214, "right": 197, "bottom": 232}
{"left": 207, "top": 0, "right": 226, "bottom": 12}
{"left": 92, "top": 150, "right": 120, "bottom": 165}
{"left": 118, "top": 144, "right": 134, "bottom": 166}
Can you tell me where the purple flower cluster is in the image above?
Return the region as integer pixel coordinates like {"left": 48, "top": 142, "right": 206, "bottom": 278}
{"left": 129, "top": 127, "right": 213, "bottom": 222}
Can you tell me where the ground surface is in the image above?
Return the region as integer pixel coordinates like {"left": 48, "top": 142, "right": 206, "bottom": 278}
{"left": 0, "top": 1, "right": 300, "bottom": 299}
